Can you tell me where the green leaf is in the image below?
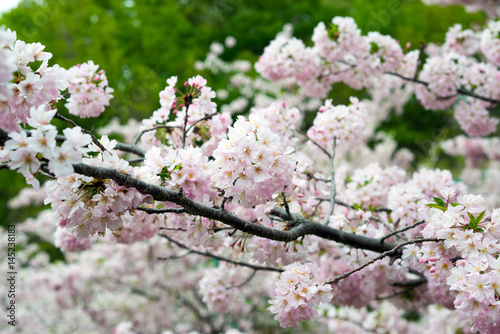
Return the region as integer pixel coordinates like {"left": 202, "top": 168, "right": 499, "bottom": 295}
{"left": 450, "top": 203, "right": 461, "bottom": 207}
{"left": 156, "top": 203, "right": 164, "bottom": 209}
{"left": 467, "top": 212, "right": 477, "bottom": 229}
{"left": 327, "top": 23, "right": 339, "bottom": 41}
{"left": 427, "top": 203, "right": 444, "bottom": 211}
{"left": 433, "top": 197, "right": 444, "bottom": 207}
{"left": 353, "top": 203, "right": 362, "bottom": 210}
{"left": 476, "top": 210, "right": 486, "bottom": 224}
{"left": 370, "top": 42, "right": 380, "bottom": 54}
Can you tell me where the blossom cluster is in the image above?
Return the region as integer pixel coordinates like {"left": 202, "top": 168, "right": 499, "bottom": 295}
{"left": 65, "top": 61, "right": 114, "bottom": 118}
{"left": 0, "top": 29, "right": 67, "bottom": 132}
{"left": 418, "top": 193, "right": 500, "bottom": 333}
{"left": 143, "top": 145, "right": 216, "bottom": 202}
{"left": 138, "top": 75, "right": 231, "bottom": 156}
{"left": 268, "top": 262, "right": 333, "bottom": 328}
{"left": 306, "top": 97, "right": 367, "bottom": 151}
{"left": 256, "top": 17, "right": 500, "bottom": 137}
{"left": 211, "top": 114, "right": 296, "bottom": 207}
{"left": 44, "top": 138, "right": 150, "bottom": 238}
{"left": 3, "top": 105, "right": 92, "bottom": 188}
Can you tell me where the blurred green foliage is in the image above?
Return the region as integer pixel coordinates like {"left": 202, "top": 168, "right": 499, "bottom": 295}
{"left": 0, "top": 0, "right": 487, "bottom": 228}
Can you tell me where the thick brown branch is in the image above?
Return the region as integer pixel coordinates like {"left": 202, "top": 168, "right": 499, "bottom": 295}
{"left": 71, "top": 163, "right": 400, "bottom": 255}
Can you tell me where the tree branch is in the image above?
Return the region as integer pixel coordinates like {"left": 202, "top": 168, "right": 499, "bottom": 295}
{"left": 326, "top": 238, "right": 441, "bottom": 285}
{"left": 138, "top": 206, "right": 186, "bottom": 214}
{"left": 159, "top": 234, "right": 283, "bottom": 273}
{"left": 70, "top": 163, "right": 401, "bottom": 255}
{"left": 379, "top": 220, "right": 426, "bottom": 243}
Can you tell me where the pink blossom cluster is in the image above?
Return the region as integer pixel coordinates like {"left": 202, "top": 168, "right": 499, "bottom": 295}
{"left": 388, "top": 169, "right": 461, "bottom": 229}
{"left": 306, "top": 97, "right": 367, "bottom": 151}
{"left": 249, "top": 101, "right": 301, "bottom": 147}
{"left": 481, "top": 21, "right": 500, "bottom": 66}
{"left": 419, "top": 193, "right": 500, "bottom": 333}
{"left": 422, "top": 0, "right": 500, "bottom": 18}
{"left": 0, "top": 27, "right": 16, "bottom": 101}
{"left": 211, "top": 114, "right": 296, "bottom": 207}
{"left": 198, "top": 264, "right": 251, "bottom": 314}
{"left": 444, "top": 24, "right": 479, "bottom": 56}
{"left": 454, "top": 100, "right": 498, "bottom": 136}
{"left": 139, "top": 75, "right": 231, "bottom": 156}
{"left": 268, "top": 262, "right": 333, "bottom": 328}
{"left": 415, "top": 52, "right": 466, "bottom": 110}
{"left": 256, "top": 17, "right": 500, "bottom": 138}
{"left": 0, "top": 33, "right": 67, "bottom": 132}
{"left": 54, "top": 226, "right": 93, "bottom": 252}
{"left": 342, "top": 163, "right": 406, "bottom": 208}
{"left": 65, "top": 61, "right": 114, "bottom": 118}
{"left": 3, "top": 105, "right": 92, "bottom": 188}
{"left": 44, "top": 140, "right": 150, "bottom": 238}
{"left": 257, "top": 17, "right": 403, "bottom": 95}
{"left": 144, "top": 145, "right": 216, "bottom": 202}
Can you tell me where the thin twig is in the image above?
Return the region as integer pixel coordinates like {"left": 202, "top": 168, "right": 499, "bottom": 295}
{"left": 281, "top": 191, "right": 293, "bottom": 221}
{"left": 133, "top": 125, "right": 181, "bottom": 145}
{"left": 185, "top": 112, "right": 217, "bottom": 134}
{"left": 326, "top": 238, "right": 442, "bottom": 285}
{"left": 54, "top": 112, "right": 107, "bottom": 152}
{"left": 159, "top": 234, "right": 283, "bottom": 273}
{"left": 324, "top": 137, "right": 337, "bottom": 225}
{"left": 295, "top": 130, "right": 332, "bottom": 159}
{"left": 227, "top": 269, "right": 257, "bottom": 289}
{"left": 387, "top": 72, "right": 500, "bottom": 105}
{"left": 379, "top": 220, "right": 425, "bottom": 243}
{"left": 181, "top": 105, "right": 190, "bottom": 149}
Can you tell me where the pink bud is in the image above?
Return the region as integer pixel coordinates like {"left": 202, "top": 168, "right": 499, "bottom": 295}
{"left": 184, "top": 81, "right": 189, "bottom": 87}
{"left": 98, "top": 70, "right": 105, "bottom": 75}
{"left": 93, "top": 75, "right": 101, "bottom": 81}
{"left": 281, "top": 101, "right": 286, "bottom": 108}
{"left": 406, "top": 42, "right": 411, "bottom": 49}
{"left": 428, "top": 257, "right": 437, "bottom": 262}
{"left": 59, "top": 218, "right": 70, "bottom": 227}
{"left": 429, "top": 267, "right": 436, "bottom": 274}
{"left": 418, "top": 257, "right": 426, "bottom": 264}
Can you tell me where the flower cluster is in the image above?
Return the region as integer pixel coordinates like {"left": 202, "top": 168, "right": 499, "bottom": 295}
{"left": 212, "top": 114, "right": 296, "bottom": 207}
{"left": 306, "top": 97, "right": 367, "bottom": 151}
{"left": 1, "top": 33, "right": 67, "bottom": 132}
{"left": 420, "top": 193, "right": 500, "bottom": 334}
{"left": 444, "top": 24, "right": 479, "bottom": 56}
{"left": 65, "top": 61, "right": 114, "bottom": 118}
{"left": 138, "top": 75, "right": 229, "bottom": 154}
{"left": 454, "top": 100, "right": 498, "bottom": 136}
{"left": 4, "top": 105, "right": 91, "bottom": 188}
{"left": 198, "top": 265, "right": 251, "bottom": 314}
{"left": 144, "top": 145, "right": 216, "bottom": 202}
{"left": 268, "top": 262, "right": 333, "bottom": 328}
{"left": 0, "top": 27, "right": 16, "bottom": 101}
{"left": 44, "top": 138, "right": 150, "bottom": 238}
{"left": 342, "top": 163, "right": 406, "bottom": 208}
{"left": 481, "top": 21, "right": 500, "bottom": 66}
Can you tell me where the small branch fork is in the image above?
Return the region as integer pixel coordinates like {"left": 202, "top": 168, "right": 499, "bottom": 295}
{"left": 326, "top": 238, "right": 442, "bottom": 285}
{"left": 379, "top": 220, "right": 426, "bottom": 243}
{"left": 54, "top": 112, "right": 107, "bottom": 153}
{"left": 158, "top": 234, "right": 283, "bottom": 273}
